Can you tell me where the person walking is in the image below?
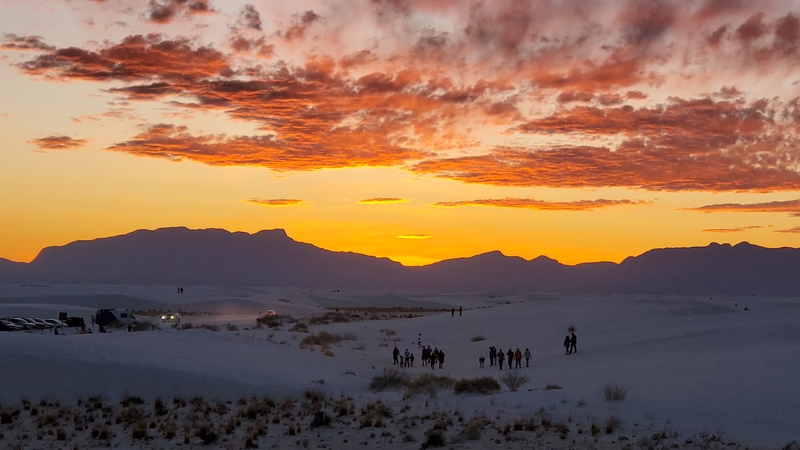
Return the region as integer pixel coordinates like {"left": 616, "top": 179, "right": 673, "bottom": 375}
{"left": 451, "top": 308, "right": 455, "bottom": 317}
{"left": 570, "top": 332, "right": 577, "bottom": 354}
{"left": 479, "top": 356, "right": 485, "bottom": 368}
{"left": 404, "top": 349, "right": 411, "bottom": 367}
{"left": 409, "top": 353, "right": 414, "bottom": 367}
{"left": 564, "top": 335, "right": 571, "bottom": 355}
{"left": 438, "top": 350, "right": 445, "bottom": 369}
{"left": 524, "top": 348, "right": 531, "bottom": 367}
{"left": 514, "top": 348, "right": 522, "bottom": 368}
{"left": 498, "top": 349, "right": 505, "bottom": 370}
{"left": 393, "top": 345, "right": 400, "bottom": 365}
{"left": 459, "top": 306, "right": 462, "bottom": 316}
{"left": 506, "top": 348, "right": 514, "bottom": 369}
{"left": 489, "top": 346, "right": 496, "bottom": 366}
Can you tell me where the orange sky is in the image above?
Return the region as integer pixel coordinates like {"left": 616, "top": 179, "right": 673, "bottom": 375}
{"left": 2, "top": 0, "right": 800, "bottom": 266}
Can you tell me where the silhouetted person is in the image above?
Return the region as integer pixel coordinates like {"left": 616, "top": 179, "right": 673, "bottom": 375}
{"left": 514, "top": 348, "right": 522, "bottom": 368}
{"left": 498, "top": 349, "right": 505, "bottom": 370}
{"left": 459, "top": 306, "right": 462, "bottom": 316}
{"left": 570, "top": 332, "right": 577, "bottom": 354}
{"left": 399, "top": 355, "right": 404, "bottom": 367}
{"left": 409, "top": 353, "right": 414, "bottom": 367}
{"left": 438, "top": 350, "right": 445, "bottom": 368}
{"left": 451, "top": 308, "right": 455, "bottom": 317}
{"left": 393, "top": 345, "right": 400, "bottom": 365}
{"left": 418, "top": 333, "right": 422, "bottom": 349}
{"left": 564, "top": 335, "right": 571, "bottom": 355}
{"left": 489, "top": 346, "right": 496, "bottom": 366}
{"left": 507, "top": 349, "right": 514, "bottom": 368}
{"left": 479, "top": 356, "right": 485, "bottom": 368}
{"left": 524, "top": 348, "right": 531, "bottom": 367}
{"left": 404, "top": 348, "right": 410, "bottom": 367}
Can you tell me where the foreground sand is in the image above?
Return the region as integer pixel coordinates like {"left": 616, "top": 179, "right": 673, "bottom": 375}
{"left": 1, "top": 284, "right": 798, "bottom": 449}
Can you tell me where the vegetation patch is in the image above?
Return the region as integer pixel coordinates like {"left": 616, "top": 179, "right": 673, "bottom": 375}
{"left": 453, "top": 377, "right": 501, "bottom": 395}
{"left": 601, "top": 383, "right": 629, "bottom": 402}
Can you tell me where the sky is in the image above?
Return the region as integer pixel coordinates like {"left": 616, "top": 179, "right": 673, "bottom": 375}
{"left": 2, "top": 0, "right": 800, "bottom": 267}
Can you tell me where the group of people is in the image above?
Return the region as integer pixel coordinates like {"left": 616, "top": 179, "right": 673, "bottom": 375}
{"left": 392, "top": 345, "right": 446, "bottom": 369}
{"left": 563, "top": 332, "right": 577, "bottom": 355}
{"left": 483, "top": 346, "right": 532, "bottom": 369}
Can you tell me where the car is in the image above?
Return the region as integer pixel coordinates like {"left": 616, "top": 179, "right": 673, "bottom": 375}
{"left": 7, "top": 317, "right": 39, "bottom": 330}
{"left": 0, "top": 320, "right": 23, "bottom": 331}
{"left": 262, "top": 310, "right": 277, "bottom": 316}
{"left": 160, "top": 312, "right": 180, "bottom": 324}
{"left": 43, "top": 319, "right": 68, "bottom": 328}
{"left": 28, "top": 318, "right": 54, "bottom": 329}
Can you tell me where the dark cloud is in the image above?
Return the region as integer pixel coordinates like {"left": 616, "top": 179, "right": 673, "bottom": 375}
{"left": 147, "top": 0, "right": 214, "bottom": 24}
{"left": 1, "top": 34, "right": 55, "bottom": 52}
{"left": 281, "top": 10, "right": 321, "bottom": 41}
{"left": 245, "top": 198, "right": 304, "bottom": 207}
{"left": 239, "top": 4, "right": 262, "bottom": 31}
{"left": 30, "top": 135, "right": 87, "bottom": 150}
{"left": 735, "top": 12, "right": 768, "bottom": 43}
{"left": 702, "top": 225, "right": 767, "bottom": 233}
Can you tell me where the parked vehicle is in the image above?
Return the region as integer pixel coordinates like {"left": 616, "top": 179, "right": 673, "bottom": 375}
{"left": 0, "top": 319, "right": 23, "bottom": 331}
{"left": 43, "top": 319, "right": 68, "bottom": 328}
{"left": 62, "top": 317, "right": 86, "bottom": 328}
{"left": 95, "top": 309, "right": 139, "bottom": 328}
{"left": 28, "top": 318, "right": 54, "bottom": 329}
{"left": 8, "top": 317, "right": 40, "bottom": 330}
{"left": 262, "top": 310, "right": 277, "bottom": 316}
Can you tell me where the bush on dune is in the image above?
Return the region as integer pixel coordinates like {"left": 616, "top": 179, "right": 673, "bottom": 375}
{"left": 369, "top": 369, "right": 410, "bottom": 392}
{"left": 453, "top": 377, "right": 501, "bottom": 394}
{"left": 500, "top": 372, "right": 528, "bottom": 392}
{"left": 601, "top": 383, "right": 629, "bottom": 402}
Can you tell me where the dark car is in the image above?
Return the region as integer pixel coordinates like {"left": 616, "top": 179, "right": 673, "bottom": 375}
{"left": 0, "top": 319, "right": 23, "bottom": 331}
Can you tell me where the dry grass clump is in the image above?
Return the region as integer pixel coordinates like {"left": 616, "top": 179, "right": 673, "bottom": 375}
{"left": 255, "top": 314, "right": 294, "bottom": 329}
{"left": 300, "top": 331, "right": 356, "bottom": 348}
{"left": 462, "top": 417, "right": 491, "bottom": 440}
{"left": 369, "top": 368, "right": 411, "bottom": 392}
{"left": 605, "top": 415, "right": 622, "bottom": 434}
{"left": 471, "top": 334, "right": 486, "bottom": 342}
{"left": 288, "top": 322, "right": 309, "bottom": 333}
{"left": 359, "top": 400, "right": 393, "bottom": 428}
{"left": 307, "top": 311, "right": 351, "bottom": 325}
{"left": 453, "top": 377, "right": 501, "bottom": 394}
{"left": 422, "top": 427, "right": 447, "bottom": 447}
{"left": 500, "top": 372, "right": 528, "bottom": 392}
{"left": 179, "top": 322, "right": 220, "bottom": 332}
{"left": 404, "top": 373, "right": 456, "bottom": 399}
{"left": 544, "top": 383, "right": 563, "bottom": 390}
{"left": 601, "top": 383, "right": 629, "bottom": 402}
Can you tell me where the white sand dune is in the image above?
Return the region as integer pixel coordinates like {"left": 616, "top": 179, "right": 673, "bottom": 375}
{"left": 0, "top": 285, "right": 798, "bottom": 448}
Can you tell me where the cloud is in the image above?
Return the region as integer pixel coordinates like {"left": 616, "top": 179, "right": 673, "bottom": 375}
{"left": 238, "top": 4, "right": 262, "bottom": 31}
{"left": 683, "top": 200, "right": 800, "bottom": 216}
{"left": 147, "top": 0, "right": 214, "bottom": 24}
{"left": 245, "top": 198, "right": 304, "bottom": 207}
{"left": 432, "top": 197, "right": 647, "bottom": 211}
{"left": 774, "top": 226, "right": 800, "bottom": 234}
{"left": 280, "top": 10, "right": 321, "bottom": 41}
{"left": 30, "top": 135, "right": 87, "bottom": 150}
{"left": 396, "top": 234, "right": 430, "bottom": 239}
{"left": 18, "top": 34, "right": 232, "bottom": 82}
{"left": 1, "top": 34, "right": 55, "bottom": 52}
{"left": 107, "top": 124, "right": 425, "bottom": 171}
{"left": 702, "top": 225, "right": 768, "bottom": 233}
{"left": 359, "top": 198, "right": 410, "bottom": 204}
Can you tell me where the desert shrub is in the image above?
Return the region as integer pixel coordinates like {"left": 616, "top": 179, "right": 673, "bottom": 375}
{"left": 255, "top": 314, "right": 294, "bottom": 329}
{"left": 56, "top": 428, "right": 66, "bottom": 440}
{"left": 544, "top": 383, "right": 562, "bottom": 390}
{"left": 361, "top": 401, "right": 393, "bottom": 420}
{"left": 369, "top": 369, "right": 410, "bottom": 392}
{"left": 307, "top": 311, "right": 351, "bottom": 325}
{"left": 601, "top": 383, "right": 629, "bottom": 402}
{"left": 310, "top": 410, "right": 331, "bottom": 428}
{"left": 405, "top": 373, "right": 456, "bottom": 399}
{"left": 226, "top": 323, "right": 238, "bottom": 331}
{"left": 453, "top": 377, "right": 501, "bottom": 395}
{"left": 605, "top": 415, "right": 622, "bottom": 434}
{"left": 500, "top": 372, "right": 528, "bottom": 392}
{"left": 352, "top": 343, "right": 366, "bottom": 351}
{"left": 153, "top": 397, "right": 167, "bottom": 416}
{"left": 120, "top": 394, "right": 144, "bottom": 407}
{"left": 577, "top": 397, "right": 586, "bottom": 407}
{"left": 471, "top": 334, "right": 486, "bottom": 342}
{"left": 180, "top": 323, "right": 219, "bottom": 331}
{"left": 132, "top": 420, "right": 149, "bottom": 440}
{"left": 289, "top": 322, "right": 309, "bottom": 333}
{"left": 422, "top": 428, "right": 446, "bottom": 448}
{"left": 334, "top": 396, "right": 355, "bottom": 417}
{"left": 301, "top": 331, "right": 348, "bottom": 347}
{"left": 195, "top": 423, "right": 218, "bottom": 445}
{"left": 463, "top": 417, "right": 490, "bottom": 440}
{"left": 0, "top": 411, "right": 13, "bottom": 425}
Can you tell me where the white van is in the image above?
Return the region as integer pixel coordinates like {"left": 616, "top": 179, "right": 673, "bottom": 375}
{"left": 95, "top": 309, "right": 139, "bottom": 328}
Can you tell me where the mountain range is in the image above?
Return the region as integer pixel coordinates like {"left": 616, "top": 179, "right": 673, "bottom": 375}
{"left": 1, "top": 227, "right": 799, "bottom": 296}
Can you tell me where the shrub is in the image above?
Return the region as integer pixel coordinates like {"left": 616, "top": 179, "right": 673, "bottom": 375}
{"left": 310, "top": 410, "right": 331, "bottom": 428}
{"left": 605, "top": 416, "right": 622, "bottom": 434}
{"left": 544, "top": 383, "right": 562, "bottom": 390}
{"left": 195, "top": 424, "right": 218, "bottom": 445}
{"left": 423, "top": 428, "right": 446, "bottom": 448}
{"left": 471, "top": 334, "right": 486, "bottom": 342}
{"left": 601, "top": 383, "right": 629, "bottom": 402}
{"left": 301, "top": 331, "right": 350, "bottom": 347}
{"left": 405, "top": 373, "right": 456, "bottom": 398}
{"left": 369, "top": 369, "right": 410, "bottom": 392}
{"left": 308, "top": 311, "right": 350, "bottom": 325}
{"left": 463, "top": 417, "right": 490, "bottom": 440}
{"left": 226, "top": 323, "right": 238, "bottom": 331}
{"left": 256, "top": 314, "right": 293, "bottom": 329}
{"left": 500, "top": 372, "right": 528, "bottom": 392}
{"left": 453, "top": 377, "right": 501, "bottom": 394}
{"left": 288, "top": 322, "right": 309, "bottom": 333}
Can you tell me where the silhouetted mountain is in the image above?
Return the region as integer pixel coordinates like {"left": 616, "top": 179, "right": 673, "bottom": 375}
{"left": 1, "top": 228, "right": 799, "bottom": 296}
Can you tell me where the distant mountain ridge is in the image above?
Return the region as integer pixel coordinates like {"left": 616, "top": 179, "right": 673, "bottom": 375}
{"left": 1, "top": 227, "right": 799, "bottom": 296}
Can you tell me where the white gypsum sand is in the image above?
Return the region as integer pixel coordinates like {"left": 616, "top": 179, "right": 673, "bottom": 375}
{"left": 0, "top": 285, "right": 798, "bottom": 449}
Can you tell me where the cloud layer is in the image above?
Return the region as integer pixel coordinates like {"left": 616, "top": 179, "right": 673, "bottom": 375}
{"left": 5, "top": 1, "right": 800, "bottom": 192}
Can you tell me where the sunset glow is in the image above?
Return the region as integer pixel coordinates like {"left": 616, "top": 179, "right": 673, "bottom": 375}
{"left": 2, "top": 0, "right": 800, "bottom": 266}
